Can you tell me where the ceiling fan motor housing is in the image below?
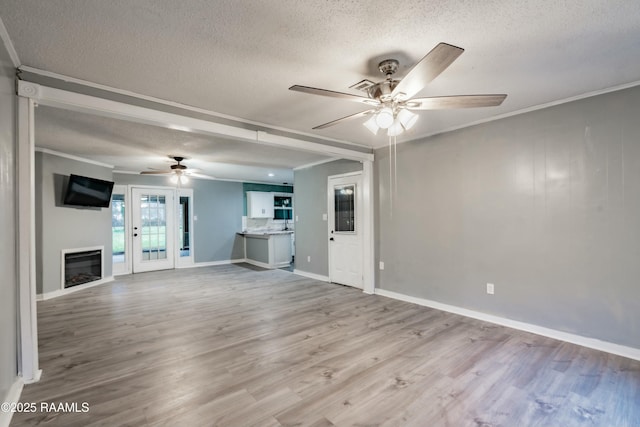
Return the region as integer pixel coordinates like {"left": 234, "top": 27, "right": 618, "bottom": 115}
{"left": 170, "top": 156, "right": 187, "bottom": 170}
{"left": 367, "top": 80, "right": 400, "bottom": 102}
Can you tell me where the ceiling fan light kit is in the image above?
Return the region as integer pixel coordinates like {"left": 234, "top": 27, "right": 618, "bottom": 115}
{"left": 290, "top": 42, "right": 507, "bottom": 138}
{"left": 375, "top": 107, "right": 395, "bottom": 129}
{"left": 170, "top": 173, "right": 189, "bottom": 184}
{"left": 397, "top": 108, "right": 418, "bottom": 130}
{"left": 363, "top": 115, "right": 380, "bottom": 135}
{"left": 140, "top": 155, "right": 208, "bottom": 184}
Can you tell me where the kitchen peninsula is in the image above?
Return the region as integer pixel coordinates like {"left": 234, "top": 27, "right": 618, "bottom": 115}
{"left": 238, "top": 230, "right": 294, "bottom": 269}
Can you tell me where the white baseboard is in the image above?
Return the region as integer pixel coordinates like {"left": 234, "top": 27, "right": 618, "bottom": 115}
{"left": 192, "top": 259, "right": 245, "bottom": 268}
{"left": 243, "top": 259, "right": 274, "bottom": 269}
{"left": 375, "top": 288, "right": 640, "bottom": 362}
{"left": 37, "top": 276, "right": 114, "bottom": 301}
{"left": 293, "top": 269, "right": 330, "bottom": 282}
{"left": 0, "top": 378, "right": 24, "bottom": 427}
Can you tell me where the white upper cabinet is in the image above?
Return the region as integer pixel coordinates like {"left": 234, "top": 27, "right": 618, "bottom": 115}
{"left": 246, "top": 191, "right": 274, "bottom": 218}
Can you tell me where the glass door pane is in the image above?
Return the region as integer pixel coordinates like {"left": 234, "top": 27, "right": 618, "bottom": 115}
{"left": 334, "top": 185, "right": 356, "bottom": 233}
{"left": 179, "top": 196, "right": 190, "bottom": 257}
{"left": 111, "top": 193, "right": 125, "bottom": 265}
{"left": 141, "top": 194, "right": 167, "bottom": 261}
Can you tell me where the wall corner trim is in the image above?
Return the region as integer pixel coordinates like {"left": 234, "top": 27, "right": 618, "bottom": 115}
{"left": 293, "top": 269, "right": 330, "bottom": 282}
{"left": 375, "top": 288, "right": 640, "bottom": 362}
{"left": 37, "top": 276, "right": 115, "bottom": 301}
{"left": 0, "top": 378, "right": 24, "bottom": 427}
{"left": 191, "top": 259, "right": 246, "bottom": 268}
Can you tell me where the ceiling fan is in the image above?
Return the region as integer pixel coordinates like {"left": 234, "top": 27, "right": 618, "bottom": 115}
{"left": 290, "top": 42, "right": 507, "bottom": 136}
{"left": 140, "top": 156, "right": 211, "bottom": 183}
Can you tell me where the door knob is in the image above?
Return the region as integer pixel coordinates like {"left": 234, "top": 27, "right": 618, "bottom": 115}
{"left": 329, "top": 237, "right": 334, "bottom": 241}
{"left": 134, "top": 233, "right": 138, "bottom": 237}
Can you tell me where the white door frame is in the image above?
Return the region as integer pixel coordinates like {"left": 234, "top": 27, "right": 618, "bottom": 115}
{"left": 328, "top": 172, "right": 364, "bottom": 288}
{"left": 176, "top": 188, "right": 195, "bottom": 268}
{"left": 131, "top": 186, "right": 176, "bottom": 273}
{"left": 327, "top": 167, "right": 375, "bottom": 294}
{"left": 111, "top": 184, "right": 130, "bottom": 276}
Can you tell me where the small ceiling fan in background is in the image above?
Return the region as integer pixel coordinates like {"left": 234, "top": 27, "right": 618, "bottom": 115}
{"left": 140, "top": 155, "right": 212, "bottom": 184}
{"left": 290, "top": 42, "right": 507, "bottom": 137}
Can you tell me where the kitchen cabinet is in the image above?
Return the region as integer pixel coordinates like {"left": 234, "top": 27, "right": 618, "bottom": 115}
{"left": 246, "top": 191, "right": 274, "bottom": 218}
{"left": 239, "top": 231, "right": 293, "bottom": 268}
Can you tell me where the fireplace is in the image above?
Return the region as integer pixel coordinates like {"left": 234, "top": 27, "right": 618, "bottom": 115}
{"left": 62, "top": 247, "right": 103, "bottom": 288}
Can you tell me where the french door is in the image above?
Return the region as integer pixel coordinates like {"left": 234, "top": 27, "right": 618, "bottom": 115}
{"left": 328, "top": 172, "right": 363, "bottom": 288}
{"left": 131, "top": 188, "right": 175, "bottom": 273}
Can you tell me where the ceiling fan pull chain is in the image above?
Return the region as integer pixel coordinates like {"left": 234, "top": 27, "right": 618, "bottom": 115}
{"left": 394, "top": 135, "right": 398, "bottom": 197}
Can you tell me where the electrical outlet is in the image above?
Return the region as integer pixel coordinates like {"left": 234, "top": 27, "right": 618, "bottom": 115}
{"left": 486, "top": 283, "right": 495, "bottom": 295}
{"left": 296, "top": 215, "right": 299, "bottom": 222}
{"left": 307, "top": 256, "right": 311, "bottom": 263}
{"left": 379, "top": 261, "right": 385, "bottom": 270}
{"left": 322, "top": 213, "right": 328, "bottom": 221}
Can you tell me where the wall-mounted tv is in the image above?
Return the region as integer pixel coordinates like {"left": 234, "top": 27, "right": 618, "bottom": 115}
{"left": 63, "top": 174, "right": 115, "bottom": 208}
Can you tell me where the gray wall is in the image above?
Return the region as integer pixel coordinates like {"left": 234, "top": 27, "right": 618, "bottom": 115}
{"left": 113, "top": 174, "right": 245, "bottom": 262}
{"left": 36, "top": 152, "right": 113, "bottom": 294}
{"left": 376, "top": 85, "right": 640, "bottom": 349}
{"left": 0, "top": 30, "right": 18, "bottom": 404}
{"left": 294, "top": 159, "right": 363, "bottom": 277}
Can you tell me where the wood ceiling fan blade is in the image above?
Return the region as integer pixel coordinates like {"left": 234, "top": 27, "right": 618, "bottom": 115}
{"left": 313, "top": 110, "right": 375, "bottom": 130}
{"left": 140, "top": 170, "right": 171, "bottom": 175}
{"left": 391, "top": 43, "right": 464, "bottom": 100}
{"left": 406, "top": 94, "right": 507, "bottom": 110}
{"left": 290, "top": 85, "right": 379, "bottom": 106}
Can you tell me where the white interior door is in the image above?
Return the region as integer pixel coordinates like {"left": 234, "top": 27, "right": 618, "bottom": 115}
{"left": 131, "top": 187, "right": 175, "bottom": 273}
{"left": 328, "top": 173, "right": 363, "bottom": 288}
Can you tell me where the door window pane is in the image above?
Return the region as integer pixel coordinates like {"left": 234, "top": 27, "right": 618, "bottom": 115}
{"left": 111, "top": 194, "right": 125, "bottom": 264}
{"left": 334, "top": 185, "right": 355, "bottom": 232}
{"left": 140, "top": 193, "right": 168, "bottom": 261}
{"left": 179, "top": 196, "right": 190, "bottom": 257}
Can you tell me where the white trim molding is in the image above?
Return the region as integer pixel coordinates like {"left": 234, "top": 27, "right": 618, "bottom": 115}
{"left": 17, "top": 81, "right": 374, "bottom": 163}
{"left": 243, "top": 258, "right": 274, "bottom": 270}
{"left": 293, "top": 157, "right": 340, "bottom": 171}
{"left": 16, "top": 96, "right": 40, "bottom": 384}
{"left": 0, "top": 16, "right": 20, "bottom": 67}
{"left": 20, "top": 65, "right": 367, "bottom": 150}
{"left": 375, "top": 288, "right": 640, "bottom": 362}
{"left": 35, "top": 147, "right": 114, "bottom": 168}
{"left": 361, "top": 161, "right": 375, "bottom": 294}
{"left": 293, "top": 269, "right": 330, "bottom": 282}
{"left": 37, "top": 277, "right": 115, "bottom": 301}
{"left": 0, "top": 378, "right": 24, "bottom": 427}
{"left": 189, "top": 259, "right": 246, "bottom": 268}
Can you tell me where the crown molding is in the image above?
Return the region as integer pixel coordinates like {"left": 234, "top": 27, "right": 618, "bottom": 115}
{"left": 35, "top": 147, "right": 114, "bottom": 168}
{"left": 0, "top": 16, "right": 20, "bottom": 67}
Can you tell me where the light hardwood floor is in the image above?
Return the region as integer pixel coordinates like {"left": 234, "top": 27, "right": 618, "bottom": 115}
{"left": 12, "top": 264, "right": 640, "bottom": 426}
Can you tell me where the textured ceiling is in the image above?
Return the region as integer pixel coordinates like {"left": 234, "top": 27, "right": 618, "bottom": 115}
{"left": 2, "top": 0, "right": 640, "bottom": 181}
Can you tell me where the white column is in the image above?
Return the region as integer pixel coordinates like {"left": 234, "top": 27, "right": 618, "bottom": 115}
{"left": 17, "top": 95, "right": 41, "bottom": 383}
{"left": 362, "top": 160, "right": 375, "bottom": 294}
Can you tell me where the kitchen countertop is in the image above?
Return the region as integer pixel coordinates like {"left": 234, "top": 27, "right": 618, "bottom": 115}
{"left": 237, "top": 230, "right": 294, "bottom": 238}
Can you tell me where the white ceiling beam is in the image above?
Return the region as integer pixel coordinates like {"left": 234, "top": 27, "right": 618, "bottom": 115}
{"left": 17, "top": 80, "right": 374, "bottom": 163}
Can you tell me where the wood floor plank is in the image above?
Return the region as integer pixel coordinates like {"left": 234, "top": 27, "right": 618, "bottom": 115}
{"left": 10, "top": 264, "right": 640, "bottom": 426}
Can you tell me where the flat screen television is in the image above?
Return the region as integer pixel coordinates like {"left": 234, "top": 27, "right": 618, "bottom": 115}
{"left": 63, "top": 174, "right": 115, "bottom": 208}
